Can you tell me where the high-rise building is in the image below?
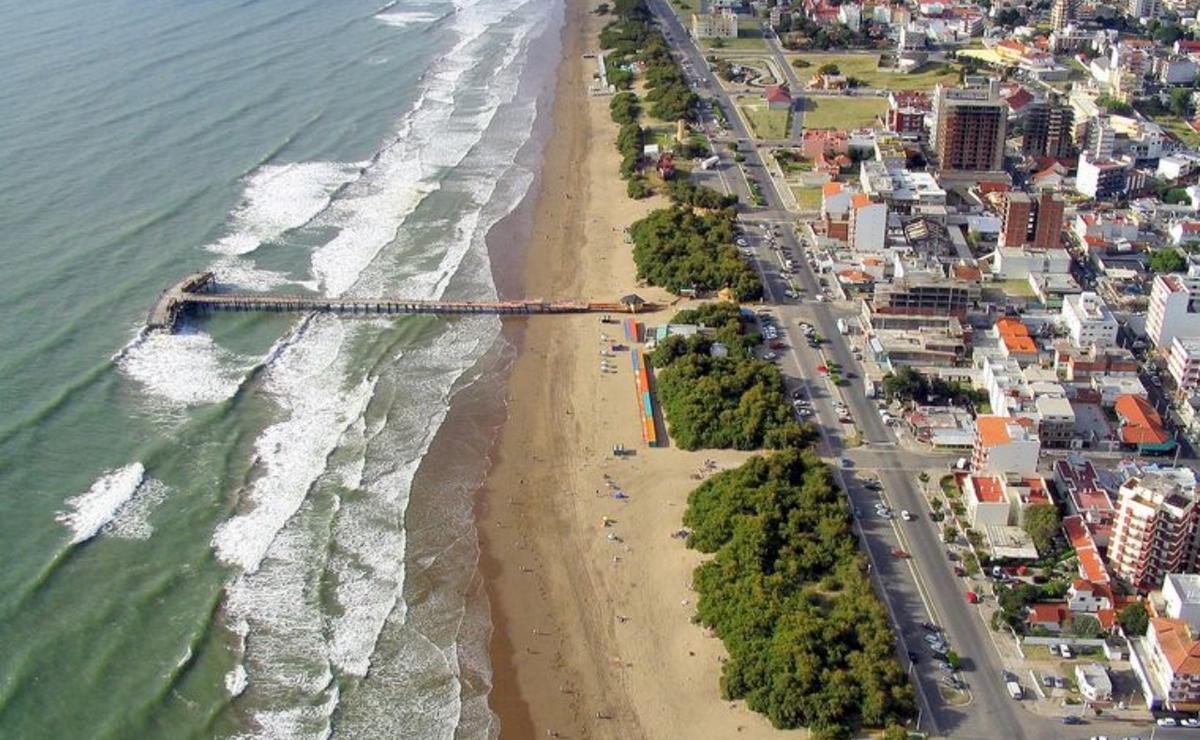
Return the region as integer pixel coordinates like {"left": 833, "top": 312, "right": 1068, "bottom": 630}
{"left": 1001, "top": 193, "right": 1034, "bottom": 248}
{"left": 1023, "top": 102, "right": 1075, "bottom": 159}
{"left": 1109, "top": 472, "right": 1200, "bottom": 592}
{"left": 1076, "top": 150, "right": 1129, "bottom": 200}
{"left": 1051, "top": 0, "right": 1077, "bottom": 31}
{"left": 932, "top": 81, "right": 1008, "bottom": 174}
{"left": 1032, "top": 190, "right": 1065, "bottom": 249}
{"left": 1061, "top": 292, "right": 1119, "bottom": 349}
{"left": 1000, "top": 190, "right": 1065, "bottom": 249}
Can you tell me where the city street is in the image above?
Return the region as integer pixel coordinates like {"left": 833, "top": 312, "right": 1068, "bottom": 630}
{"left": 649, "top": 1, "right": 1169, "bottom": 737}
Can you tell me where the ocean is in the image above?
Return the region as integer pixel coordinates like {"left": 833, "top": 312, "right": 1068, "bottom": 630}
{"left": 0, "top": 0, "right": 562, "bottom": 736}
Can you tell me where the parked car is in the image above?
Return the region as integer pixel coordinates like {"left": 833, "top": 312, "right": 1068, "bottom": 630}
{"left": 1158, "top": 717, "right": 1179, "bottom": 727}
{"left": 966, "top": 591, "right": 980, "bottom": 604}
{"left": 921, "top": 622, "right": 940, "bottom": 632}
{"left": 953, "top": 566, "right": 966, "bottom": 577}
{"left": 891, "top": 548, "right": 911, "bottom": 559}
{"left": 1061, "top": 715, "right": 1084, "bottom": 725}
{"left": 901, "top": 510, "right": 914, "bottom": 522}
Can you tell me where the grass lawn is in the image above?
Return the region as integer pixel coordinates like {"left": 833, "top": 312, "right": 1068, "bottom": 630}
{"left": 1154, "top": 116, "right": 1200, "bottom": 147}
{"left": 998, "top": 279, "right": 1036, "bottom": 298}
{"left": 800, "top": 96, "right": 887, "bottom": 130}
{"left": 737, "top": 97, "right": 790, "bottom": 139}
{"left": 787, "top": 52, "right": 959, "bottom": 91}
{"left": 699, "top": 26, "right": 768, "bottom": 51}
{"left": 790, "top": 185, "right": 822, "bottom": 210}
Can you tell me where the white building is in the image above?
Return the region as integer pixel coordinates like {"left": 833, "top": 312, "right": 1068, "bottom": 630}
{"left": 1165, "top": 574, "right": 1200, "bottom": 633}
{"left": 1061, "top": 291, "right": 1119, "bottom": 349}
{"left": 1146, "top": 258, "right": 1200, "bottom": 350}
{"left": 1170, "top": 223, "right": 1200, "bottom": 247}
{"left": 1076, "top": 663, "right": 1114, "bottom": 702}
{"left": 849, "top": 193, "right": 887, "bottom": 252}
{"left": 993, "top": 246, "right": 1072, "bottom": 280}
{"left": 1169, "top": 337, "right": 1200, "bottom": 394}
{"left": 1158, "top": 153, "right": 1200, "bottom": 181}
{"left": 971, "top": 416, "right": 1041, "bottom": 476}
{"left": 1076, "top": 150, "right": 1130, "bottom": 200}
{"left": 1068, "top": 580, "right": 1113, "bottom": 613}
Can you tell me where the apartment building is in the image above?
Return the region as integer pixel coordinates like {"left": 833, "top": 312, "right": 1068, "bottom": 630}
{"left": 1036, "top": 395, "right": 1077, "bottom": 449}
{"left": 931, "top": 81, "right": 1007, "bottom": 174}
{"left": 1147, "top": 259, "right": 1200, "bottom": 350}
{"left": 1132, "top": 576, "right": 1200, "bottom": 712}
{"left": 1109, "top": 472, "right": 1200, "bottom": 592}
{"left": 1169, "top": 337, "right": 1200, "bottom": 395}
{"left": 848, "top": 193, "right": 887, "bottom": 252}
{"left": 1054, "top": 343, "right": 1139, "bottom": 382}
{"left": 963, "top": 473, "right": 1051, "bottom": 527}
{"left": 971, "top": 415, "right": 1040, "bottom": 476}
{"left": 1077, "top": 150, "right": 1130, "bottom": 200}
{"left": 690, "top": 10, "right": 738, "bottom": 38}
{"left": 1022, "top": 102, "right": 1075, "bottom": 159}
{"left": 1061, "top": 291, "right": 1119, "bottom": 350}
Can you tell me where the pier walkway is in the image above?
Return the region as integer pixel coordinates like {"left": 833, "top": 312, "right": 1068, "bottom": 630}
{"left": 147, "top": 272, "right": 654, "bottom": 332}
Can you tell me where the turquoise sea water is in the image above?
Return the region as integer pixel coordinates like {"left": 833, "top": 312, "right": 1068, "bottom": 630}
{"left": 0, "top": 0, "right": 561, "bottom": 736}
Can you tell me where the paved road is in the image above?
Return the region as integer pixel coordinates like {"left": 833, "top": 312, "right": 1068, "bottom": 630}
{"left": 652, "top": 3, "right": 1163, "bottom": 737}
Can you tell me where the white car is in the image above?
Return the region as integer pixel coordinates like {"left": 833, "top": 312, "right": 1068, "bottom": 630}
{"left": 1158, "top": 717, "right": 1179, "bottom": 727}
{"left": 901, "top": 510, "right": 914, "bottom": 522}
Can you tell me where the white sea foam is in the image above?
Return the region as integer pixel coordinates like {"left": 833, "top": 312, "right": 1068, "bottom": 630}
{"left": 225, "top": 664, "right": 248, "bottom": 697}
{"left": 374, "top": 9, "right": 444, "bottom": 27}
{"left": 206, "top": 162, "right": 366, "bottom": 257}
{"left": 118, "top": 328, "right": 250, "bottom": 407}
{"left": 211, "top": 318, "right": 375, "bottom": 573}
{"left": 102, "top": 477, "right": 169, "bottom": 540}
{"left": 214, "top": 0, "right": 556, "bottom": 735}
{"left": 211, "top": 257, "right": 318, "bottom": 293}
{"left": 56, "top": 463, "right": 146, "bottom": 544}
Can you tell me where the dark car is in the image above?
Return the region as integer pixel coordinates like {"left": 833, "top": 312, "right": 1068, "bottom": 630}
{"left": 1060, "top": 716, "right": 1084, "bottom": 725}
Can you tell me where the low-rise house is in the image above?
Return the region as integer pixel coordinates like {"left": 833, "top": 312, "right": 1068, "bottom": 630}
{"left": 765, "top": 85, "right": 792, "bottom": 111}
{"left": 1114, "top": 394, "right": 1176, "bottom": 455}
{"left": 1076, "top": 663, "right": 1114, "bottom": 702}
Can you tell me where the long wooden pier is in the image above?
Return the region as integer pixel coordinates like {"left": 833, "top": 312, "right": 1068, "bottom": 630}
{"left": 147, "top": 272, "right": 654, "bottom": 332}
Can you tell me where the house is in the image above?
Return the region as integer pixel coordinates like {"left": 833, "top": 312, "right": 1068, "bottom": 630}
{"left": 1114, "top": 394, "right": 1175, "bottom": 454}
{"left": 1026, "top": 602, "right": 1069, "bottom": 632}
{"left": 1076, "top": 663, "right": 1114, "bottom": 702}
{"left": 765, "top": 85, "right": 792, "bottom": 111}
{"left": 1068, "top": 579, "right": 1113, "bottom": 613}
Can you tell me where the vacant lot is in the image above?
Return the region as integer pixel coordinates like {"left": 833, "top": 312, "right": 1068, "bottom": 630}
{"left": 790, "top": 185, "right": 822, "bottom": 211}
{"left": 737, "top": 96, "right": 790, "bottom": 139}
{"left": 789, "top": 52, "right": 959, "bottom": 91}
{"left": 800, "top": 96, "right": 887, "bottom": 130}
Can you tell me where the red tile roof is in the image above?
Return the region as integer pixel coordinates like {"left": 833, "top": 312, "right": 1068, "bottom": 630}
{"left": 1115, "top": 394, "right": 1170, "bottom": 446}
{"left": 765, "top": 85, "right": 792, "bottom": 105}
{"left": 1027, "top": 602, "right": 1068, "bottom": 626}
{"left": 971, "top": 475, "right": 1005, "bottom": 503}
{"left": 1152, "top": 617, "right": 1200, "bottom": 675}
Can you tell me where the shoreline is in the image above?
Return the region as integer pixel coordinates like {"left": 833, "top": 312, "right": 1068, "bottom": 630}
{"left": 473, "top": 0, "right": 804, "bottom": 737}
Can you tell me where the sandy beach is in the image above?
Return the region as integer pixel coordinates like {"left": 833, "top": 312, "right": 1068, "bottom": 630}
{"left": 476, "top": 0, "right": 805, "bottom": 737}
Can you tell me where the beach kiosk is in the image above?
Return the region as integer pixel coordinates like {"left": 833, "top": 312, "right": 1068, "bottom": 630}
{"left": 620, "top": 293, "right": 646, "bottom": 314}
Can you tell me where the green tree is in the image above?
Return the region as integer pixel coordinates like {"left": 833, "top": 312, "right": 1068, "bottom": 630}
{"left": 1068, "top": 614, "right": 1104, "bottom": 639}
{"left": 1150, "top": 248, "right": 1187, "bottom": 274}
{"left": 946, "top": 650, "right": 961, "bottom": 670}
{"left": 818, "top": 62, "right": 841, "bottom": 75}
{"left": 943, "top": 524, "right": 957, "bottom": 543}
{"left": 1170, "top": 87, "right": 1195, "bottom": 119}
{"left": 882, "top": 367, "right": 929, "bottom": 405}
{"left": 882, "top": 724, "right": 909, "bottom": 740}
{"left": 1023, "top": 504, "right": 1060, "bottom": 554}
{"left": 1119, "top": 602, "right": 1150, "bottom": 637}
{"left": 609, "top": 91, "right": 640, "bottom": 125}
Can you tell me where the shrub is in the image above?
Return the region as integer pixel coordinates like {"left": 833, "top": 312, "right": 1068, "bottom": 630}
{"left": 627, "top": 176, "right": 651, "bottom": 199}
{"left": 685, "top": 450, "right": 915, "bottom": 734}
{"left": 629, "top": 206, "right": 762, "bottom": 299}
{"left": 651, "top": 334, "right": 806, "bottom": 450}
{"left": 609, "top": 91, "right": 641, "bottom": 125}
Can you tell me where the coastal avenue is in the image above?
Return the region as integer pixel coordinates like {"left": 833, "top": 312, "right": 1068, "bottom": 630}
{"left": 649, "top": 3, "right": 1162, "bottom": 738}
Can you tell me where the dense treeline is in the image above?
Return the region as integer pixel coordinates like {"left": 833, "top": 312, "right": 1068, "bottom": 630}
{"left": 684, "top": 451, "right": 916, "bottom": 738}
{"left": 665, "top": 179, "right": 737, "bottom": 209}
{"left": 630, "top": 207, "right": 761, "bottom": 299}
{"left": 650, "top": 334, "right": 805, "bottom": 450}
